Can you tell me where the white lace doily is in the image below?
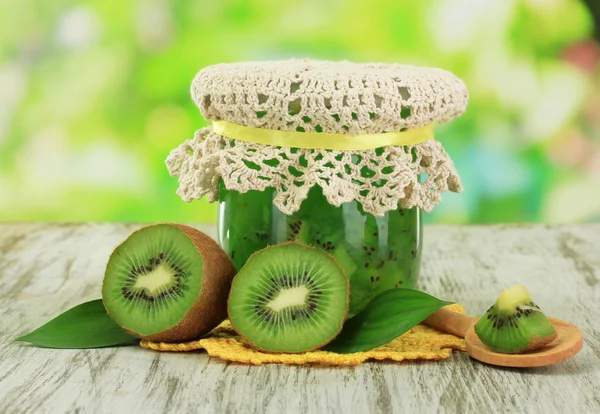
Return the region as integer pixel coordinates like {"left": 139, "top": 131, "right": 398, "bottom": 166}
{"left": 192, "top": 59, "right": 468, "bottom": 134}
{"left": 167, "top": 59, "right": 468, "bottom": 216}
{"left": 166, "top": 128, "right": 462, "bottom": 216}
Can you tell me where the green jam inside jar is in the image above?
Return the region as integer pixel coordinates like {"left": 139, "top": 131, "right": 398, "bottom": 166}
{"left": 218, "top": 179, "right": 422, "bottom": 315}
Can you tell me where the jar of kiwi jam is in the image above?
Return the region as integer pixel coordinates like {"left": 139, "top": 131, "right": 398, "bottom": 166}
{"left": 167, "top": 59, "right": 468, "bottom": 315}
{"left": 218, "top": 179, "right": 422, "bottom": 315}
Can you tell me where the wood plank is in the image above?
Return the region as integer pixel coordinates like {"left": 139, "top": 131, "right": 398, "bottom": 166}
{"left": 0, "top": 223, "right": 599, "bottom": 413}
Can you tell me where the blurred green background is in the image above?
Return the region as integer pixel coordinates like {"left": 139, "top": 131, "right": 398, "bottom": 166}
{"left": 1, "top": 0, "right": 599, "bottom": 224}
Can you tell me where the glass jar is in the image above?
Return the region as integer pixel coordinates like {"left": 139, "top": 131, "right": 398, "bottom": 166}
{"left": 218, "top": 179, "right": 422, "bottom": 315}
{"left": 167, "top": 60, "right": 467, "bottom": 315}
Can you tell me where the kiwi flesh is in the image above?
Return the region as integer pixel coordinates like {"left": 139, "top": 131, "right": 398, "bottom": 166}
{"left": 102, "top": 223, "right": 236, "bottom": 343}
{"left": 287, "top": 218, "right": 358, "bottom": 278}
{"left": 217, "top": 180, "right": 272, "bottom": 270}
{"left": 227, "top": 242, "right": 350, "bottom": 353}
{"left": 286, "top": 188, "right": 420, "bottom": 316}
{"left": 474, "top": 284, "right": 557, "bottom": 354}
{"left": 349, "top": 207, "right": 421, "bottom": 315}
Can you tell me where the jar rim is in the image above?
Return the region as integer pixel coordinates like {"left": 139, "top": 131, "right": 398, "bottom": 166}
{"left": 165, "top": 127, "right": 463, "bottom": 217}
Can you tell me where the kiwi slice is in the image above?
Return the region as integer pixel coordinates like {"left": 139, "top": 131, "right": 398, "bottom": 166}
{"left": 287, "top": 218, "right": 358, "bottom": 277}
{"left": 285, "top": 191, "right": 420, "bottom": 316}
{"left": 474, "top": 284, "right": 557, "bottom": 354}
{"left": 217, "top": 180, "right": 273, "bottom": 270}
{"left": 228, "top": 242, "right": 350, "bottom": 353}
{"left": 346, "top": 207, "right": 421, "bottom": 315}
{"left": 102, "top": 223, "right": 236, "bottom": 343}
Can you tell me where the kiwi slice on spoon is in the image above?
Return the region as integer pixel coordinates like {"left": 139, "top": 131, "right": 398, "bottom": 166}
{"left": 474, "top": 284, "right": 557, "bottom": 353}
{"left": 228, "top": 243, "right": 350, "bottom": 353}
{"left": 102, "top": 223, "right": 236, "bottom": 343}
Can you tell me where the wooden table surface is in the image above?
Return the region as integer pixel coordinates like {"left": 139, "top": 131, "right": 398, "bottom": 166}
{"left": 1, "top": 223, "right": 599, "bottom": 413}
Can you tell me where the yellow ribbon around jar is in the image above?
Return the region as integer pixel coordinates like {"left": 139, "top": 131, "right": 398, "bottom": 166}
{"left": 212, "top": 120, "right": 435, "bottom": 151}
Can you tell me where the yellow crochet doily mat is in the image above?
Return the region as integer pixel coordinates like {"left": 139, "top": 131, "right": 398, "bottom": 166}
{"left": 140, "top": 304, "right": 467, "bottom": 366}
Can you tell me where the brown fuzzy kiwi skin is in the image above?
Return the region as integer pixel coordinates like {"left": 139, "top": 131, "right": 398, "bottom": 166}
{"left": 227, "top": 242, "right": 350, "bottom": 354}
{"left": 102, "top": 223, "right": 237, "bottom": 343}
{"left": 515, "top": 330, "right": 558, "bottom": 354}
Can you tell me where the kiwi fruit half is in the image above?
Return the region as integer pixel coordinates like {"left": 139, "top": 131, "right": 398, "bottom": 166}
{"left": 474, "top": 284, "right": 557, "bottom": 354}
{"left": 102, "top": 223, "right": 236, "bottom": 343}
{"left": 228, "top": 242, "right": 350, "bottom": 353}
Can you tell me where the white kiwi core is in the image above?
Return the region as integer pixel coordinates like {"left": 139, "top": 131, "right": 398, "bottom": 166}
{"left": 132, "top": 265, "right": 174, "bottom": 294}
{"left": 267, "top": 286, "right": 309, "bottom": 312}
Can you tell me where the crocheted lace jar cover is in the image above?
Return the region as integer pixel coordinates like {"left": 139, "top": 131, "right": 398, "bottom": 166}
{"left": 166, "top": 59, "right": 469, "bottom": 216}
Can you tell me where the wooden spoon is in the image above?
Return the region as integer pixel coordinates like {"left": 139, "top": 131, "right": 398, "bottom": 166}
{"left": 423, "top": 307, "right": 584, "bottom": 367}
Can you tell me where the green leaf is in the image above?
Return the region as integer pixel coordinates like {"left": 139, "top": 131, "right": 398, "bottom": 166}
{"left": 324, "top": 289, "right": 454, "bottom": 354}
{"left": 15, "top": 299, "right": 139, "bottom": 349}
